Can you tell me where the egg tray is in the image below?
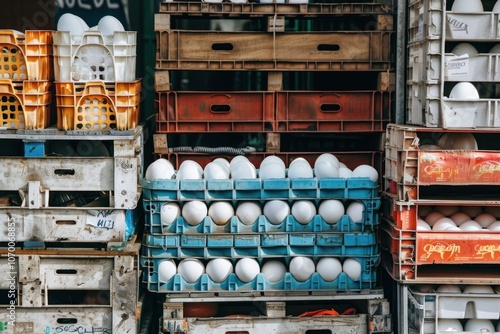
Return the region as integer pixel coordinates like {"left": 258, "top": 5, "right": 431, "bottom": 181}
{"left": 140, "top": 231, "right": 380, "bottom": 259}
{"left": 140, "top": 258, "right": 377, "bottom": 294}
{"left": 142, "top": 177, "right": 379, "bottom": 201}
{"left": 144, "top": 211, "right": 380, "bottom": 235}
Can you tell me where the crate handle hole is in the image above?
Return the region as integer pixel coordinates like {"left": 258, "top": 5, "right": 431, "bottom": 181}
{"left": 306, "top": 331, "right": 332, "bottom": 334}
{"left": 320, "top": 103, "right": 341, "bottom": 112}
{"left": 54, "top": 169, "right": 75, "bottom": 176}
{"left": 56, "top": 318, "right": 78, "bottom": 324}
{"left": 212, "top": 43, "right": 234, "bottom": 51}
{"left": 318, "top": 44, "right": 340, "bottom": 51}
{"left": 55, "top": 220, "right": 77, "bottom": 225}
{"left": 210, "top": 104, "right": 231, "bottom": 113}
{"left": 56, "top": 269, "right": 78, "bottom": 275}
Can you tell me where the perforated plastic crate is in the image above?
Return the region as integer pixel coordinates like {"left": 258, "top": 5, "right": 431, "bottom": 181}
{"left": 0, "top": 79, "right": 52, "bottom": 130}
{"left": 55, "top": 80, "right": 141, "bottom": 130}
{"left": 53, "top": 30, "right": 136, "bottom": 82}
{"left": 0, "top": 30, "right": 53, "bottom": 81}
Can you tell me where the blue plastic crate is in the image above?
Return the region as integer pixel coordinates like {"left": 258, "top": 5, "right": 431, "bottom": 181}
{"left": 140, "top": 256, "right": 378, "bottom": 293}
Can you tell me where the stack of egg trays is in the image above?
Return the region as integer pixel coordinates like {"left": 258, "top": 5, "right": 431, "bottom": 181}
{"left": 141, "top": 176, "right": 380, "bottom": 293}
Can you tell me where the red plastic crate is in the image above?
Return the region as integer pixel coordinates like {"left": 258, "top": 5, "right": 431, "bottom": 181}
{"left": 276, "top": 90, "right": 392, "bottom": 132}
{"left": 155, "top": 91, "right": 275, "bottom": 133}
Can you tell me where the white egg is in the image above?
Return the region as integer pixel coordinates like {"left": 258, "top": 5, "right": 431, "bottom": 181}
{"left": 425, "top": 211, "right": 445, "bottom": 226}
{"left": 182, "top": 201, "right": 208, "bottom": 226}
{"left": 448, "top": 82, "right": 480, "bottom": 99}
{"left": 145, "top": 158, "right": 175, "bottom": 181}
{"left": 160, "top": 202, "right": 181, "bottom": 228}
{"left": 487, "top": 221, "right": 500, "bottom": 231}
{"left": 288, "top": 158, "right": 313, "bottom": 179}
{"left": 484, "top": 206, "right": 500, "bottom": 218}
{"left": 158, "top": 259, "right": 177, "bottom": 282}
{"left": 495, "top": 285, "right": 500, "bottom": 294}
{"left": 289, "top": 257, "right": 315, "bottom": 282}
{"left": 460, "top": 206, "right": 483, "bottom": 218}
{"left": 97, "top": 15, "right": 125, "bottom": 36}
{"left": 180, "top": 160, "right": 203, "bottom": 173}
{"left": 291, "top": 200, "right": 317, "bottom": 224}
{"left": 260, "top": 156, "right": 286, "bottom": 170}
{"left": 316, "top": 258, "right": 342, "bottom": 282}
{"left": 445, "top": 225, "right": 462, "bottom": 231}
{"left": 230, "top": 155, "right": 251, "bottom": 168}
{"left": 318, "top": 200, "right": 345, "bottom": 224}
{"left": 259, "top": 161, "right": 286, "bottom": 180}
{"left": 343, "top": 258, "right": 362, "bottom": 280}
{"left": 490, "top": 44, "right": 500, "bottom": 53}
{"left": 208, "top": 201, "right": 234, "bottom": 226}
{"left": 449, "top": 212, "right": 471, "bottom": 225}
{"left": 314, "top": 160, "right": 340, "bottom": 178}
{"left": 418, "top": 206, "right": 434, "bottom": 218}
{"left": 451, "top": 43, "right": 478, "bottom": 57}
{"left": 338, "top": 167, "right": 353, "bottom": 178}
{"left": 432, "top": 218, "right": 457, "bottom": 231}
{"left": 438, "top": 319, "right": 463, "bottom": 332}
{"left": 235, "top": 258, "right": 260, "bottom": 283}
{"left": 474, "top": 213, "right": 496, "bottom": 228}
{"left": 263, "top": 200, "right": 290, "bottom": 225}
{"left": 177, "top": 161, "right": 203, "bottom": 180}
{"left": 204, "top": 161, "right": 230, "bottom": 180}
{"left": 261, "top": 260, "right": 287, "bottom": 283}
{"left": 230, "top": 160, "right": 257, "bottom": 180}
{"left": 437, "top": 133, "right": 478, "bottom": 150}
{"left": 57, "top": 13, "right": 88, "bottom": 40}
{"left": 434, "top": 206, "right": 460, "bottom": 216}
{"left": 346, "top": 202, "right": 364, "bottom": 223}
{"left": 351, "top": 164, "right": 379, "bottom": 182}
{"left": 206, "top": 258, "right": 233, "bottom": 283}
{"left": 464, "top": 319, "right": 495, "bottom": 333}
{"left": 463, "top": 285, "right": 495, "bottom": 294}
{"left": 436, "top": 285, "right": 462, "bottom": 293}
{"left": 494, "top": 1, "right": 500, "bottom": 13}
{"left": 458, "top": 220, "right": 482, "bottom": 231}
{"left": 178, "top": 259, "right": 205, "bottom": 283}
{"left": 213, "top": 158, "right": 230, "bottom": 171}
{"left": 417, "top": 285, "right": 435, "bottom": 293}
{"left": 338, "top": 162, "right": 347, "bottom": 168}
{"left": 315, "top": 153, "right": 340, "bottom": 168}
{"left": 420, "top": 144, "right": 442, "bottom": 150}
{"left": 235, "top": 202, "right": 262, "bottom": 225}
{"left": 417, "top": 219, "right": 432, "bottom": 231}
{"left": 451, "top": 0, "right": 483, "bottom": 12}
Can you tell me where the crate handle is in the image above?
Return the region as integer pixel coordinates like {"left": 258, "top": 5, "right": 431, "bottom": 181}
{"left": 82, "top": 81, "right": 108, "bottom": 96}
{"left": 56, "top": 318, "right": 78, "bottom": 324}
{"left": 80, "top": 31, "right": 106, "bottom": 45}
{"left": 320, "top": 103, "right": 342, "bottom": 113}
{"left": 318, "top": 44, "right": 340, "bottom": 52}
{"left": 212, "top": 43, "right": 234, "bottom": 51}
{"left": 54, "top": 168, "right": 75, "bottom": 176}
{"left": 55, "top": 269, "right": 78, "bottom": 275}
{"left": 0, "top": 30, "right": 23, "bottom": 44}
{"left": 0, "top": 79, "right": 16, "bottom": 94}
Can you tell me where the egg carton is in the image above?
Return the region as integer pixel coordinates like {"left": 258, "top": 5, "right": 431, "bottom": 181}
{"left": 142, "top": 177, "right": 379, "bottom": 201}
{"left": 140, "top": 231, "right": 380, "bottom": 258}
{"left": 144, "top": 210, "right": 380, "bottom": 235}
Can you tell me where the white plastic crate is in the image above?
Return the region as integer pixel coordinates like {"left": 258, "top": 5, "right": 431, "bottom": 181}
{"left": 53, "top": 30, "right": 136, "bottom": 82}
{"left": 408, "top": 0, "right": 443, "bottom": 44}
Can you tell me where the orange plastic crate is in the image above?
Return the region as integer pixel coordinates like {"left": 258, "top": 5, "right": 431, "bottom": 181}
{"left": 276, "top": 90, "right": 392, "bottom": 132}
{"left": 155, "top": 91, "right": 275, "bottom": 133}
{"left": 55, "top": 80, "right": 141, "bottom": 131}
{"left": 0, "top": 80, "right": 52, "bottom": 130}
{"left": 0, "top": 30, "right": 53, "bottom": 81}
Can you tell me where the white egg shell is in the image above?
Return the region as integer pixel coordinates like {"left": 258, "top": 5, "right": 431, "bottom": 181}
{"left": 436, "top": 285, "right": 462, "bottom": 293}
{"left": 448, "top": 82, "right": 480, "bottom": 99}
{"left": 490, "top": 44, "right": 500, "bottom": 53}
{"left": 343, "top": 258, "right": 362, "bottom": 280}
{"left": 161, "top": 202, "right": 181, "bottom": 228}
{"left": 316, "top": 258, "right": 342, "bottom": 282}
{"left": 204, "top": 161, "right": 230, "bottom": 180}
{"left": 236, "top": 202, "right": 262, "bottom": 225}
{"left": 419, "top": 144, "right": 442, "bottom": 150}
{"left": 235, "top": 258, "right": 260, "bottom": 283}
{"left": 458, "top": 220, "right": 482, "bottom": 231}
{"left": 451, "top": 0, "right": 483, "bottom": 12}
{"left": 260, "top": 156, "right": 286, "bottom": 169}
{"left": 434, "top": 206, "right": 460, "bottom": 216}
{"left": 460, "top": 206, "right": 483, "bottom": 218}
{"left": 474, "top": 213, "right": 496, "bottom": 228}
{"left": 289, "top": 257, "right": 315, "bottom": 282}
{"left": 206, "top": 258, "right": 233, "bottom": 283}
{"left": 417, "top": 285, "right": 435, "bottom": 293}
{"left": 177, "top": 161, "right": 203, "bottom": 180}
{"left": 145, "top": 158, "right": 175, "bottom": 181}
{"left": 495, "top": 0, "right": 500, "bottom": 13}
{"left": 259, "top": 161, "right": 286, "bottom": 180}
{"left": 180, "top": 160, "right": 203, "bottom": 173}
{"left": 314, "top": 160, "right": 340, "bottom": 178}
{"left": 208, "top": 201, "right": 234, "bottom": 226}
{"left": 213, "top": 158, "right": 230, "bottom": 173}
{"left": 338, "top": 167, "right": 353, "bottom": 178}
{"left": 495, "top": 285, "right": 500, "bottom": 294}
{"left": 57, "top": 13, "right": 88, "bottom": 40}
{"left": 291, "top": 200, "right": 316, "bottom": 224}
{"left": 230, "top": 155, "right": 251, "bottom": 168}
{"left": 351, "top": 164, "right": 379, "bottom": 182}
{"left": 463, "top": 285, "right": 495, "bottom": 294}
{"left": 263, "top": 200, "right": 290, "bottom": 225}
{"left": 315, "top": 153, "right": 340, "bottom": 168}
{"left": 338, "top": 162, "right": 347, "bottom": 168}
{"left": 449, "top": 212, "right": 471, "bottom": 225}
{"left": 288, "top": 158, "right": 314, "bottom": 179}
{"left": 417, "top": 219, "right": 432, "bottom": 231}
{"left": 346, "top": 202, "right": 364, "bottom": 223}
{"left": 97, "top": 15, "right": 125, "bottom": 36}
{"left": 261, "top": 260, "right": 287, "bottom": 283}
{"left": 432, "top": 218, "right": 457, "bottom": 231}
{"left": 487, "top": 221, "right": 500, "bottom": 231}
{"left": 318, "top": 200, "right": 345, "bottom": 224}
{"left": 484, "top": 206, "right": 500, "bottom": 218}
{"left": 178, "top": 259, "right": 205, "bottom": 283}
{"left": 464, "top": 319, "right": 495, "bottom": 333}
{"left": 437, "top": 133, "right": 478, "bottom": 150}
{"left": 425, "top": 211, "right": 445, "bottom": 226}
{"left": 182, "top": 201, "right": 208, "bottom": 226}
{"left": 451, "top": 43, "right": 478, "bottom": 57}
{"left": 438, "top": 319, "right": 463, "bottom": 332}
{"left": 230, "top": 160, "right": 257, "bottom": 180}
{"left": 445, "top": 225, "right": 462, "bottom": 231}
{"left": 158, "top": 259, "right": 177, "bottom": 282}
{"left": 418, "top": 206, "right": 434, "bottom": 218}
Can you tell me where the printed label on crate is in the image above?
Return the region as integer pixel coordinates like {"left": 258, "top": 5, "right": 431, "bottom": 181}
{"left": 86, "top": 210, "right": 117, "bottom": 229}
{"left": 418, "top": 151, "right": 500, "bottom": 183}
{"left": 417, "top": 233, "right": 500, "bottom": 264}
{"left": 445, "top": 55, "right": 469, "bottom": 77}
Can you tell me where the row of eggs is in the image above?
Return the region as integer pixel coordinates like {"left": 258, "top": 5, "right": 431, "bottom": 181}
{"left": 161, "top": 199, "right": 364, "bottom": 227}
{"left": 438, "top": 319, "right": 500, "bottom": 332}
{"left": 158, "top": 256, "right": 362, "bottom": 284}
{"left": 145, "top": 154, "right": 379, "bottom": 182}
{"left": 451, "top": 0, "right": 500, "bottom": 12}
{"left": 57, "top": 13, "right": 125, "bottom": 39}
{"left": 418, "top": 207, "right": 500, "bottom": 231}
{"left": 417, "top": 284, "right": 500, "bottom": 294}
{"left": 451, "top": 43, "right": 500, "bottom": 57}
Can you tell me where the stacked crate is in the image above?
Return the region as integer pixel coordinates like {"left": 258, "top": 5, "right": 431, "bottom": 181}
{"left": 145, "top": 1, "right": 395, "bottom": 333}
{"left": 0, "top": 25, "right": 144, "bottom": 333}
{"left": 384, "top": 0, "right": 500, "bottom": 332}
